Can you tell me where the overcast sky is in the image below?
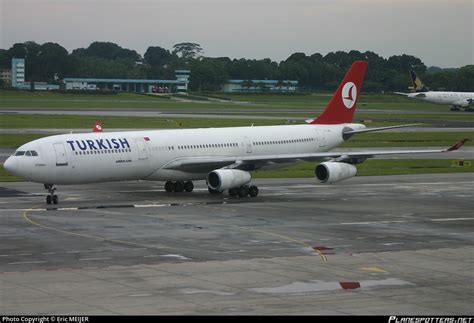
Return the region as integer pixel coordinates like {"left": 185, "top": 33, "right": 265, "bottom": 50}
{"left": 1, "top": 0, "right": 472, "bottom": 67}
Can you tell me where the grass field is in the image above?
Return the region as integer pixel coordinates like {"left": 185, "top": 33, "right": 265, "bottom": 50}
{"left": 1, "top": 113, "right": 473, "bottom": 132}
{"left": 0, "top": 89, "right": 466, "bottom": 114}
{"left": 252, "top": 159, "right": 474, "bottom": 178}
{"left": 0, "top": 114, "right": 281, "bottom": 129}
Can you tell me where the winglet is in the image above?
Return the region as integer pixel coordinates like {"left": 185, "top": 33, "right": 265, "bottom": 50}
{"left": 445, "top": 138, "right": 469, "bottom": 152}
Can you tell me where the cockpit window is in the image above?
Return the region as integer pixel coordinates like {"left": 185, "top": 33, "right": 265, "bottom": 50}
{"left": 13, "top": 150, "right": 38, "bottom": 157}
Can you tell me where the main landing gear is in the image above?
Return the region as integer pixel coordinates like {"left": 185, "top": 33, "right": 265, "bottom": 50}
{"left": 164, "top": 181, "right": 259, "bottom": 198}
{"left": 229, "top": 185, "right": 259, "bottom": 198}
{"left": 209, "top": 185, "right": 259, "bottom": 198}
{"left": 44, "top": 184, "right": 58, "bottom": 205}
{"left": 164, "top": 181, "right": 194, "bottom": 193}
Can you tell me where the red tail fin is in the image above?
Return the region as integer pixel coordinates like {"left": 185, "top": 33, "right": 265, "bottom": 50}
{"left": 92, "top": 121, "right": 103, "bottom": 132}
{"left": 311, "top": 61, "right": 368, "bottom": 125}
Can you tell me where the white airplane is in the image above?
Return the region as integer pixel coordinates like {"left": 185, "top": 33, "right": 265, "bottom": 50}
{"left": 3, "top": 61, "right": 468, "bottom": 204}
{"left": 395, "top": 70, "right": 474, "bottom": 111}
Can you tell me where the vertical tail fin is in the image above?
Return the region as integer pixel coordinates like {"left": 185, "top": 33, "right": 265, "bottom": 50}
{"left": 409, "top": 70, "right": 429, "bottom": 92}
{"left": 311, "top": 61, "right": 368, "bottom": 125}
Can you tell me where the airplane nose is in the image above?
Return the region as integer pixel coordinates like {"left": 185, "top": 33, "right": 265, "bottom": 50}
{"left": 3, "top": 157, "right": 18, "bottom": 175}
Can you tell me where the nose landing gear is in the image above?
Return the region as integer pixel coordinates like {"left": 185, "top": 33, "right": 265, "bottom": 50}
{"left": 44, "top": 184, "right": 58, "bottom": 205}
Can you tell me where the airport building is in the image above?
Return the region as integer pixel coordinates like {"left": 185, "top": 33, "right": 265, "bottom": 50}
{"left": 222, "top": 79, "right": 298, "bottom": 93}
{"left": 8, "top": 58, "right": 60, "bottom": 90}
{"left": 63, "top": 69, "right": 190, "bottom": 93}
{"left": 0, "top": 68, "right": 11, "bottom": 84}
{"left": 11, "top": 58, "right": 25, "bottom": 88}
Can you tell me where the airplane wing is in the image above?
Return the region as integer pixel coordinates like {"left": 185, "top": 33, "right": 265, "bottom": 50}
{"left": 394, "top": 92, "right": 410, "bottom": 96}
{"left": 162, "top": 139, "right": 469, "bottom": 173}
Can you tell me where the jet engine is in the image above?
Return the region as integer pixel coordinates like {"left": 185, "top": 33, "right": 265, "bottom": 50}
{"left": 315, "top": 162, "right": 357, "bottom": 184}
{"left": 207, "top": 169, "right": 251, "bottom": 191}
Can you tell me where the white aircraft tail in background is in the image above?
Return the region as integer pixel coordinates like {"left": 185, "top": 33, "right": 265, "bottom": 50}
{"left": 395, "top": 70, "right": 473, "bottom": 111}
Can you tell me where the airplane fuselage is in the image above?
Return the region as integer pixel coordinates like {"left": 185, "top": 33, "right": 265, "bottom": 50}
{"left": 5, "top": 123, "right": 363, "bottom": 185}
{"left": 407, "top": 91, "right": 474, "bottom": 107}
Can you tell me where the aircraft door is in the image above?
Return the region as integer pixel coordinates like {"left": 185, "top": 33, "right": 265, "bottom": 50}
{"left": 53, "top": 143, "right": 68, "bottom": 166}
{"left": 134, "top": 139, "right": 148, "bottom": 160}
{"left": 316, "top": 130, "right": 326, "bottom": 148}
{"left": 244, "top": 137, "right": 253, "bottom": 154}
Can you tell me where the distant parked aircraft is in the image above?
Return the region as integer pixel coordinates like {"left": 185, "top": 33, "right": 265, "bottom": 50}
{"left": 395, "top": 70, "right": 473, "bottom": 111}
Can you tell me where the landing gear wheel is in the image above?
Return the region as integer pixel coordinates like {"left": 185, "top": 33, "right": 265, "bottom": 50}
{"left": 165, "top": 181, "right": 174, "bottom": 192}
{"left": 208, "top": 187, "right": 222, "bottom": 194}
{"left": 174, "top": 181, "right": 185, "bottom": 192}
{"left": 249, "top": 185, "right": 259, "bottom": 197}
{"left": 44, "top": 184, "right": 57, "bottom": 205}
{"left": 238, "top": 185, "right": 249, "bottom": 198}
{"left": 229, "top": 188, "right": 238, "bottom": 197}
{"left": 184, "top": 181, "right": 194, "bottom": 192}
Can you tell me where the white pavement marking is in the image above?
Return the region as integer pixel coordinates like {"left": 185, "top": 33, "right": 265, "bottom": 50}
{"left": 341, "top": 220, "right": 409, "bottom": 225}
{"left": 134, "top": 204, "right": 167, "bottom": 208}
{"left": 128, "top": 294, "right": 153, "bottom": 297}
{"left": 8, "top": 261, "right": 47, "bottom": 265}
{"left": 431, "top": 218, "right": 474, "bottom": 222}
{"left": 160, "top": 254, "right": 191, "bottom": 260}
{"left": 78, "top": 257, "right": 112, "bottom": 261}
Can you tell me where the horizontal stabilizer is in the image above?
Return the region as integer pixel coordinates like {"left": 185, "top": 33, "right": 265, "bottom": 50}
{"left": 343, "top": 123, "right": 421, "bottom": 136}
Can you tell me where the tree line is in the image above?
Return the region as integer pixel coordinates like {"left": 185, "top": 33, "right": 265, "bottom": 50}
{"left": 0, "top": 41, "right": 472, "bottom": 92}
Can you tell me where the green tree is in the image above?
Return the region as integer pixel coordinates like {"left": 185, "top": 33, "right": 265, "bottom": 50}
{"left": 144, "top": 46, "right": 172, "bottom": 67}
{"left": 72, "top": 41, "right": 140, "bottom": 61}
{"left": 172, "top": 42, "right": 203, "bottom": 60}
{"left": 454, "top": 65, "right": 474, "bottom": 91}
{"left": 0, "top": 49, "right": 10, "bottom": 68}
{"left": 188, "top": 57, "right": 228, "bottom": 91}
{"left": 37, "top": 42, "right": 70, "bottom": 82}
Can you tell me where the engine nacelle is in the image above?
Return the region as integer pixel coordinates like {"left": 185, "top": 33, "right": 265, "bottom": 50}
{"left": 207, "top": 169, "right": 251, "bottom": 191}
{"left": 315, "top": 162, "right": 357, "bottom": 184}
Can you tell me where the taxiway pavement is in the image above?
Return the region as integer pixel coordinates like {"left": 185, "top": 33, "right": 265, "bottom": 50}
{"left": 0, "top": 174, "right": 473, "bottom": 314}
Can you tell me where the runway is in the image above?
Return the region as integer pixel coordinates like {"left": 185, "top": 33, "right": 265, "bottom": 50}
{"left": 0, "top": 174, "right": 473, "bottom": 314}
